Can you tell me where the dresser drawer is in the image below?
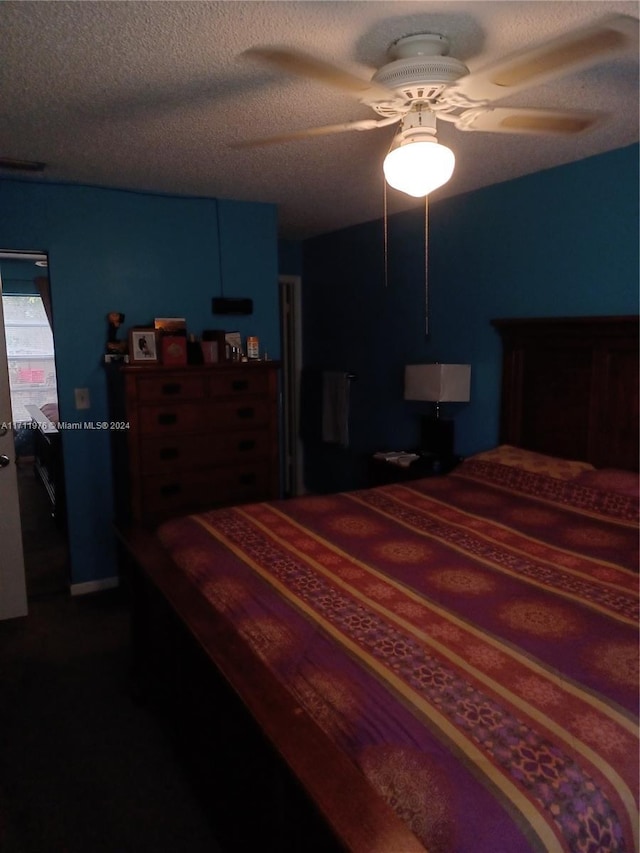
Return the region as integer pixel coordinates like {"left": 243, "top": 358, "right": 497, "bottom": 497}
{"left": 138, "top": 403, "right": 203, "bottom": 435}
{"left": 138, "top": 430, "right": 271, "bottom": 473}
{"left": 209, "top": 370, "right": 271, "bottom": 398}
{"left": 141, "top": 463, "right": 271, "bottom": 516}
{"left": 136, "top": 375, "right": 207, "bottom": 402}
{"left": 209, "top": 399, "right": 271, "bottom": 428}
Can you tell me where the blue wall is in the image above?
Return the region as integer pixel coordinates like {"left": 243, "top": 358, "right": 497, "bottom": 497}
{"left": 278, "top": 239, "right": 303, "bottom": 276}
{"left": 0, "top": 179, "right": 279, "bottom": 585}
{"left": 301, "top": 144, "right": 639, "bottom": 492}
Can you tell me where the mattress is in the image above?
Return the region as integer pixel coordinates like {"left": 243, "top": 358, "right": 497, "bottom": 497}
{"left": 157, "top": 454, "right": 639, "bottom": 852}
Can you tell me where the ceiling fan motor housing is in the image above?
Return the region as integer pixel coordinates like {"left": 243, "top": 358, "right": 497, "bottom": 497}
{"left": 371, "top": 34, "right": 469, "bottom": 117}
{"left": 372, "top": 56, "right": 469, "bottom": 115}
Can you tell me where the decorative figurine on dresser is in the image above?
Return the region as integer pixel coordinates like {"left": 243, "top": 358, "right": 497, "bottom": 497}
{"left": 106, "top": 312, "right": 127, "bottom": 356}
{"left": 109, "top": 360, "right": 281, "bottom": 526}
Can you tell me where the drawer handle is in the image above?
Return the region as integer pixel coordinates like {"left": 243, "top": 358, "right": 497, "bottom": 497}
{"left": 162, "top": 383, "right": 182, "bottom": 395}
{"left": 238, "top": 439, "right": 256, "bottom": 452}
{"left": 232, "top": 380, "right": 249, "bottom": 392}
{"left": 237, "top": 407, "right": 254, "bottom": 419}
{"left": 239, "top": 473, "right": 257, "bottom": 486}
{"left": 159, "top": 447, "right": 179, "bottom": 460}
{"left": 160, "top": 483, "right": 181, "bottom": 496}
{"left": 157, "top": 413, "right": 178, "bottom": 426}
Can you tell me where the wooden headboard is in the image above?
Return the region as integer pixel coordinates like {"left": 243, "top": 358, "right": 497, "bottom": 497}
{"left": 492, "top": 316, "right": 639, "bottom": 472}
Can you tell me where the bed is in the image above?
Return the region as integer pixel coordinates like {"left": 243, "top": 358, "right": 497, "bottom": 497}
{"left": 24, "top": 402, "right": 66, "bottom": 527}
{"left": 115, "top": 316, "right": 638, "bottom": 853}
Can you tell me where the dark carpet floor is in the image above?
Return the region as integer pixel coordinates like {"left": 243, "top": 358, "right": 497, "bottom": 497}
{"left": 6, "top": 462, "right": 222, "bottom": 848}
{"left": 0, "top": 588, "right": 224, "bottom": 853}
{"left": 3, "top": 465, "right": 332, "bottom": 853}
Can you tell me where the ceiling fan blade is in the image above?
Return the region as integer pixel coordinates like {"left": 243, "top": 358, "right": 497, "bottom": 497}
{"left": 450, "top": 14, "right": 639, "bottom": 105}
{"left": 242, "top": 46, "right": 400, "bottom": 106}
{"left": 229, "top": 118, "right": 398, "bottom": 148}
{"left": 456, "top": 107, "right": 603, "bottom": 135}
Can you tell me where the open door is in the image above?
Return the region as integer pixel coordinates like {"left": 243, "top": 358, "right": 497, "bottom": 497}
{"left": 0, "top": 275, "right": 28, "bottom": 619}
{"left": 279, "top": 275, "right": 304, "bottom": 497}
{"left": 0, "top": 249, "right": 67, "bottom": 609}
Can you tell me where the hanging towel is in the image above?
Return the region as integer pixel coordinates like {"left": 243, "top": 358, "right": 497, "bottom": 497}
{"left": 322, "top": 371, "right": 351, "bottom": 447}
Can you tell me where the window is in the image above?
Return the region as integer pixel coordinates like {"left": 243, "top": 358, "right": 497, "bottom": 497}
{"left": 2, "top": 295, "right": 58, "bottom": 423}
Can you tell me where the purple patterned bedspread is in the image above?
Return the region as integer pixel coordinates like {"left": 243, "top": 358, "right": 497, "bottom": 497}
{"left": 157, "top": 459, "right": 639, "bottom": 852}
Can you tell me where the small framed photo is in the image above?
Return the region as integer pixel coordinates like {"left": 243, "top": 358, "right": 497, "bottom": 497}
{"left": 225, "top": 330, "right": 242, "bottom": 361}
{"left": 128, "top": 328, "right": 159, "bottom": 364}
{"left": 225, "top": 331, "right": 242, "bottom": 350}
{"left": 161, "top": 334, "right": 188, "bottom": 366}
{"left": 154, "top": 317, "right": 186, "bottom": 334}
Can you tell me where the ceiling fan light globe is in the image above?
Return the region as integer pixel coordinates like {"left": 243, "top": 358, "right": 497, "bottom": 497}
{"left": 383, "top": 140, "right": 455, "bottom": 197}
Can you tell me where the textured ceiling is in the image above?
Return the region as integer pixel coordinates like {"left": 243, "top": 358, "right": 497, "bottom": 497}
{"left": 0, "top": 1, "right": 638, "bottom": 239}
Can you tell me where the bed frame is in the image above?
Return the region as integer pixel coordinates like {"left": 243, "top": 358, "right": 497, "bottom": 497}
{"left": 115, "top": 315, "right": 638, "bottom": 852}
{"left": 493, "top": 315, "right": 639, "bottom": 471}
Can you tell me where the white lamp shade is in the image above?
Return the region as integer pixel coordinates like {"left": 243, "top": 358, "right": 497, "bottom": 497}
{"left": 405, "top": 364, "right": 471, "bottom": 402}
{"left": 383, "top": 140, "right": 455, "bottom": 198}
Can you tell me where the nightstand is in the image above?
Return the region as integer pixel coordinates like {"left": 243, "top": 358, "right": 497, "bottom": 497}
{"left": 368, "top": 452, "right": 460, "bottom": 487}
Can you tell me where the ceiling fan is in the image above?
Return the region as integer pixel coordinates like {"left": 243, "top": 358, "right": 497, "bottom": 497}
{"left": 235, "top": 14, "right": 638, "bottom": 197}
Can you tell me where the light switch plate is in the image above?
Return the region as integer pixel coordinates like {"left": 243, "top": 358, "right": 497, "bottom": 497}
{"left": 75, "top": 387, "right": 90, "bottom": 410}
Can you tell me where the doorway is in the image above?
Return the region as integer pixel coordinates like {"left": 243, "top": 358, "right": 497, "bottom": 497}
{"left": 279, "top": 275, "right": 305, "bottom": 497}
{"left": 0, "top": 251, "right": 69, "bottom": 601}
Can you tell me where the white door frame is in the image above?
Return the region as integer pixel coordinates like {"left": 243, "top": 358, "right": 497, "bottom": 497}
{"left": 279, "top": 275, "right": 305, "bottom": 496}
{"left": 0, "top": 270, "right": 28, "bottom": 619}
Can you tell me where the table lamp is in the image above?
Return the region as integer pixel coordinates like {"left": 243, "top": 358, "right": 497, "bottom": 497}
{"left": 404, "top": 363, "right": 471, "bottom": 456}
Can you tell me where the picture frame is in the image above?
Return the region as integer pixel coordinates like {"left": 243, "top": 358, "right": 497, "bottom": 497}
{"left": 225, "top": 330, "right": 242, "bottom": 361}
{"left": 160, "top": 334, "right": 188, "bottom": 366}
{"left": 154, "top": 317, "right": 186, "bottom": 334}
{"left": 225, "top": 331, "right": 242, "bottom": 350}
{"left": 202, "top": 329, "right": 226, "bottom": 364}
{"left": 128, "top": 328, "right": 159, "bottom": 364}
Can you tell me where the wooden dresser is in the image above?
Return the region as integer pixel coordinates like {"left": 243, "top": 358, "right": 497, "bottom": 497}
{"left": 114, "top": 362, "right": 280, "bottom": 525}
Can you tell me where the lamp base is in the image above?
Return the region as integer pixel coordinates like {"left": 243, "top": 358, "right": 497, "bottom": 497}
{"left": 421, "top": 416, "right": 454, "bottom": 457}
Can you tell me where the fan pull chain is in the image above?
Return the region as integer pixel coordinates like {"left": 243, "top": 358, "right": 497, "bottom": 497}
{"left": 383, "top": 179, "right": 389, "bottom": 289}
{"left": 215, "top": 197, "right": 225, "bottom": 297}
{"left": 424, "top": 195, "right": 429, "bottom": 336}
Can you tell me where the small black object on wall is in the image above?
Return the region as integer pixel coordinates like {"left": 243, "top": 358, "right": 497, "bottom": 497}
{"left": 212, "top": 297, "right": 253, "bottom": 315}
{"left": 212, "top": 197, "right": 254, "bottom": 316}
